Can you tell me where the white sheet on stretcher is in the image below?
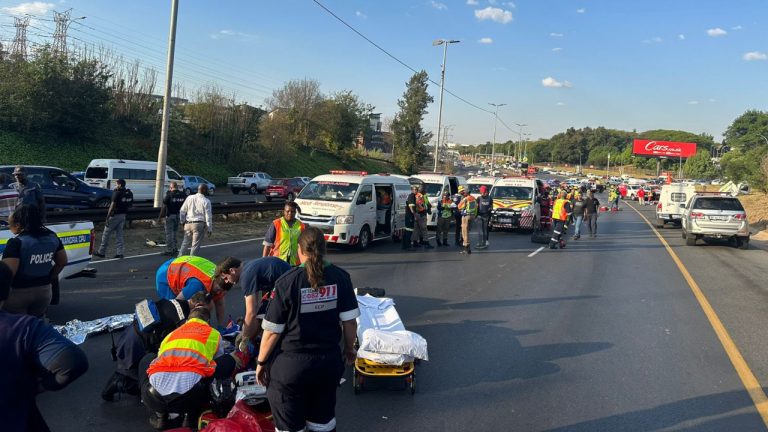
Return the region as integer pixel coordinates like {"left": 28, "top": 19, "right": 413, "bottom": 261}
{"left": 355, "top": 295, "right": 428, "bottom": 364}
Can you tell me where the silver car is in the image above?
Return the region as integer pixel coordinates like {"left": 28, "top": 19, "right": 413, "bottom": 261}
{"left": 681, "top": 194, "right": 749, "bottom": 249}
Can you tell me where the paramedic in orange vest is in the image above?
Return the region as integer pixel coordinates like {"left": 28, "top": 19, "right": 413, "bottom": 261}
{"left": 139, "top": 306, "right": 237, "bottom": 430}
{"left": 549, "top": 192, "right": 573, "bottom": 250}
{"left": 262, "top": 201, "right": 305, "bottom": 265}
{"left": 156, "top": 255, "right": 231, "bottom": 328}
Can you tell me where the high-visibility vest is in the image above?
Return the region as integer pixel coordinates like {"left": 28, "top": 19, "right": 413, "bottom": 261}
{"left": 440, "top": 198, "right": 453, "bottom": 219}
{"left": 459, "top": 195, "right": 477, "bottom": 216}
{"left": 271, "top": 217, "right": 305, "bottom": 266}
{"left": 552, "top": 198, "right": 569, "bottom": 221}
{"left": 147, "top": 318, "right": 221, "bottom": 378}
{"left": 166, "top": 256, "right": 215, "bottom": 296}
{"left": 414, "top": 193, "right": 427, "bottom": 213}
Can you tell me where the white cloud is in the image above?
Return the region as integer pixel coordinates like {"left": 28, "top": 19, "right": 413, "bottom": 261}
{"left": 707, "top": 28, "right": 727, "bottom": 37}
{"left": 549, "top": 32, "right": 564, "bottom": 37}
{"left": 678, "top": 34, "right": 685, "bottom": 40}
{"left": 466, "top": 0, "right": 479, "bottom": 4}
{"left": 643, "top": 36, "right": 663, "bottom": 44}
{"left": 688, "top": 101, "right": 699, "bottom": 105}
{"left": 708, "top": 98, "right": 716, "bottom": 103}
{"left": 542, "top": 77, "right": 572, "bottom": 88}
{"left": 552, "top": 47, "right": 563, "bottom": 52}
{"left": 0, "top": 1, "right": 55, "bottom": 15}
{"left": 576, "top": 8, "right": 586, "bottom": 13}
{"left": 478, "top": 37, "right": 494, "bottom": 44}
{"left": 732, "top": 25, "right": 743, "bottom": 30}
{"left": 488, "top": 0, "right": 497, "bottom": 4}
{"left": 431, "top": 1, "right": 447, "bottom": 10}
{"left": 556, "top": 102, "right": 566, "bottom": 106}
{"left": 210, "top": 29, "right": 257, "bottom": 41}
{"left": 743, "top": 51, "right": 767, "bottom": 61}
{"left": 355, "top": 11, "right": 367, "bottom": 19}
{"left": 475, "top": 6, "right": 513, "bottom": 24}
{"left": 505, "top": 2, "right": 516, "bottom": 7}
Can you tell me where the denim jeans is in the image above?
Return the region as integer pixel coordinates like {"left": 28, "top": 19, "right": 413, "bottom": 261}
{"left": 573, "top": 215, "right": 584, "bottom": 237}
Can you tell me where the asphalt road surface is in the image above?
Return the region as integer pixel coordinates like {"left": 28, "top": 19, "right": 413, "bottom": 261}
{"left": 37, "top": 191, "right": 768, "bottom": 431}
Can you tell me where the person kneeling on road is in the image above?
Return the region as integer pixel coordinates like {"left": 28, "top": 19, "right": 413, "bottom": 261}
{"left": 156, "top": 255, "right": 231, "bottom": 328}
{"left": 140, "top": 305, "right": 238, "bottom": 430}
{"left": 101, "top": 291, "right": 210, "bottom": 402}
{"left": 549, "top": 192, "right": 572, "bottom": 250}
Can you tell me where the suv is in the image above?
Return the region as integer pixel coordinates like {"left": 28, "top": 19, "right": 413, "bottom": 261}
{"left": 0, "top": 165, "right": 113, "bottom": 210}
{"left": 227, "top": 172, "right": 272, "bottom": 195}
{"left": 681, "top": 194, "right": 749, "bottom": 249}
{"left": 265, "top": 178, "right": 305, "bottom": 202}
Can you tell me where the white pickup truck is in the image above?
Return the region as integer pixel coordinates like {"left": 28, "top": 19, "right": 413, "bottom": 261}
{"left": 227, "top": 171, "right": 273, "bottom": 195}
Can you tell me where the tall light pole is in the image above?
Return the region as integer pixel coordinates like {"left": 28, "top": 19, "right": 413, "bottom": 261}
{"left": 515, "top": 123, "right": 527, "bottom": 164}
{"left": 433, "top": 39, "right": 460, "bottom": 172}
{"left": 154, "top": 0, "right": 179, "bottom": 207}
{"left": 488, "top": 103, "right": 506, "bottom": 172}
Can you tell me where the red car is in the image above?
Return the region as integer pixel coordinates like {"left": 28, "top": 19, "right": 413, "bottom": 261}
{"left": 265, "top": 178, "right": 306, "bottom": 201}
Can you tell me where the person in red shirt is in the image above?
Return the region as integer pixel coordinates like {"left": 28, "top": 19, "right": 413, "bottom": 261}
{"left": 637, "top": 187, "right": 646, "bottom": 206}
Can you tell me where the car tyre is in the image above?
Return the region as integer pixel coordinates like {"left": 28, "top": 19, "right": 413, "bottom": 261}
{"left": 357, "top": 226, "right": 371, "bottom": 250}
{"left": 737, "top": 236, "right": 750, "bottom": 250}
{"left": 249, "top": 184, "right": 257, "bottom": 195}
{"left": 231, "top": 189, "right": 240, "bottom": 195}
{"left": 655, "top": 218, "right": 665, "bottom": 229}
{"left": 685, "top": 233, "right": 697, "bottom": 246}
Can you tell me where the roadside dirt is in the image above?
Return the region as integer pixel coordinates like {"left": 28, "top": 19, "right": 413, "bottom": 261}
{"left": 90, "top": 210, "right": 281, "bottom": 259}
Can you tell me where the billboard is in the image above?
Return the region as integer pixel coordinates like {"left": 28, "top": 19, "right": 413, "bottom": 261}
{"left": 632, "top": 139, "right": 697, "bottom": 158}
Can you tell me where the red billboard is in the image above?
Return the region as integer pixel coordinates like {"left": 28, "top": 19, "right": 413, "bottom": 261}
{"left": 633, "top": 139, "right": 697, "bottom": 158}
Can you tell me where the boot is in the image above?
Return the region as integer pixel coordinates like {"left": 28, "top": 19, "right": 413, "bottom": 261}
{"left": 148, "top": 412, "right": 167, "bottom": 430}
{"left": 102, "top": 372, "right": 135, "bottom": 402}
{"left": 442, "top": 238, "right": 449, "bottom": 247}
{"left": 436, "top": 239, "right": 443, "bottom": 246}
{"left": 560, "top": 239, "right": 567, "bottom": 249}
{"left": 422, "top": 240, "right": 434, "bottom": 249}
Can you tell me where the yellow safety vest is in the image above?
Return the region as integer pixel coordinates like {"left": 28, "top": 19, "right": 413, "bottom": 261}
{"left": 147, "top": 318, "right": 221, "bottom": 378}
{"left": 271, "top": 217, "right": 305, "bottom": 266}
{"left": 552, "top": 199, "right": 569, "bottom": 221}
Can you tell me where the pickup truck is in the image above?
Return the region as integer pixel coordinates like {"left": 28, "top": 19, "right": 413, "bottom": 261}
{"left": 227, "top": 172, "right": 272, "bottom": 195}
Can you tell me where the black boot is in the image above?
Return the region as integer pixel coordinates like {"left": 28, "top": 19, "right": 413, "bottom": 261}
{"left": 422, "top": 240, "right": 434, "bottom": 249}
{"left": 442, "top": 238, "right": 449, "bottom": 247}
{"left": 102, "top": 372, "right": 131, "bottom": 402}
{"left": 436, "top": 239, "right": 443, "bottom": 246}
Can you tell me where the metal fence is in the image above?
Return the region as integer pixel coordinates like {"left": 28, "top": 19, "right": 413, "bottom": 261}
{"left": 46, "top": 202, "right": 286, "bottom": 224}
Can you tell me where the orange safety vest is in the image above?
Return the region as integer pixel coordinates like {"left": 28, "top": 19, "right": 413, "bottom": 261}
{"left": 166, "top": 256, "right": 215, "bottom": 297}
{"left": 552, "top": 198, "right": 569, "bottom": 221}
{"left": 147, "top": 318, "right": 221, "bottom": 378}
{"left": 271, "top": 217, "right": 305, "bottom": 266}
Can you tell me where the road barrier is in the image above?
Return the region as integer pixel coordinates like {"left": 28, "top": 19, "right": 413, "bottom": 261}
{"left": 47, "top": 202, "right": 286, "bottom": 224}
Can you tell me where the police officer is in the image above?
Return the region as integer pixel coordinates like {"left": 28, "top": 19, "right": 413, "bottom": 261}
{"left": 1, "top": 205, "right": 67, "bottom": 318}
{"left": 257, "top": 227, "right": 359, "bottom": 432}
{"left": 402, "top": 184, "right": 419, "bottom": 251}
{"left": 475, "top": 185, "right": 494, "bottom": 249}
{"left": 158, "top": 181, "right": 186, "bottom": 256}
{"left": 10, "top": 166, "right": 46, "bottom": 221}
{"left": 94, "top": 178, "right": 133, "bottom": 259}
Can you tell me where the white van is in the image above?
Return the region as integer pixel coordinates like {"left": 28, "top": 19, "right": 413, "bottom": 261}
{"left": 410, "top": 173, "right": 467, "bottom": 227}
{"left": 489, "top": 177, "right": 542, "bottom": 231}
{"left": 466, "top": 176, "right": 498, "bottom": 198}
{"left": 84, "top": 159, "right": 184, "bottom": 201}
{"left": 655, "top": 183, "right": 696, "bottom": 227}
{"left": 294, "top": 171, "right": 411, "bottom": 250}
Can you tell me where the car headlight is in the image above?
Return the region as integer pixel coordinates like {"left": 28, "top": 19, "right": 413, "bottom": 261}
{"left": 335, "top": 215, "right": 354, "bottom": 224}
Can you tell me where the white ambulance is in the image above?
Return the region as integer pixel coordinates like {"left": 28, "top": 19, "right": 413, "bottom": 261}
{"left": 294, "top": 171, "right": 411, "bottom": 250}
{"left": 489, "top": 177, "right": 543, "bottom": 231}
{"left": 655, "top": 183, "right": 696, "bottom": 227}
{"left": 466, "top": 176, "right": 498, "bottom": 198}
{"left": 410, "top": 173, "right": 467, "bottom": 227}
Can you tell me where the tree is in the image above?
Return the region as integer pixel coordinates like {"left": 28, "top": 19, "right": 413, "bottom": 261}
{"left": 683, "top": 150, "right": 717, "bottom": 179}
{"left": 266, "top": 78, "right": 324, "bottom": 148}
{"left": 314, "top": 90, "right": 370, "bottom": 152}
{"left": 723, "top": 110, "right": 768, "bottom": 151}
{"left": 391, "top": 71, "right": 433, "bottom": 174}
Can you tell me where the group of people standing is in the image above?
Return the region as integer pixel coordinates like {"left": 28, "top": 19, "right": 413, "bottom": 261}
{"left": 549, "top": 185, "right": 601, "bottom": 249}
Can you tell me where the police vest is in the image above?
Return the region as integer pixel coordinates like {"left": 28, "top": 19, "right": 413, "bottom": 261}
{"left": 166, "top": 256, "right": 215, "bottom": 296}
{"left": 440, "top": 198, "right": 453, "bottom": 219}
{"left": 271, "top": 218, "right": 305, "bottom": 266}
{"left": 459, "top": 196, "right": 477, "bottom": 216}
{"left": 552, "top": 199, "right": 569, "bottom": 221}
{"left": 166, "top": 190, "right": 186, "bottom": 214}
{"left": 16, "top": 232, "right": 60, "bottom": 286}
{"left": 477, "top": 195, "right": 493, "bottom": 215}
{"left": 147, "top": 318, "right": 220, "bottom": 378}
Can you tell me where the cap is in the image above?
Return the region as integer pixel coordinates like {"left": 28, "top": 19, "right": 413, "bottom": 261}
{"left": 12, "top": 166, "right": 25, "bottom": 175}
{"left": 479, "top": 185, "right": 488, "bottom": 193}
{"left": 458, "top": 185, "right": 466, "bottom": 194}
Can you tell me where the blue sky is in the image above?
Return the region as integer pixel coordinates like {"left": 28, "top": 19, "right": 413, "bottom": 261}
{"left": 1, "top": 0, "right": 767, "bottom": 145}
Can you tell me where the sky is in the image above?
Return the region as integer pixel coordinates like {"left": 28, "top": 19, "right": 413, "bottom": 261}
{"left": 1, "top": 0, "right": 767, "bottom": 145}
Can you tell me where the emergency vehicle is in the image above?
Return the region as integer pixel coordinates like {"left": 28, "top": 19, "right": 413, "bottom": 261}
{"left": 294, "top": 171, "right": 411, "bottom": 250}
{"left": 489, "top": 177, "right": 543, "bottom": 231}
{"left": 466, "top": 176, "right": 498, "bottom": 198}
{"left": 409, "top": 173, "right": 467, "bottom": 227}
{"left": 655, "top": 183, "right": 696, "bottom": 227}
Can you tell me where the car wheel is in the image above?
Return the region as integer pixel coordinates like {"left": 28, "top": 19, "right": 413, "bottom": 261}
{"left": 266, "top": 197, "right": 272, "bottom": 202}
{"left": 286, "top": 192, "right": 295, "bottom": 202}
{"left": 737, "top": 236, "right": 750, "bottom": 250}
{"left": 95, "top": 198, "right": 111, "bottom": 208}
{"left": 655, "top": 218, "right": 664, "bottom": 229}
{"left": 231, "top": 189, "right": 240, "bottom": 195}
{"left": 357, "top": 226, "right": 371, "bottom": 250}
{"left": 681, "top": 230, "right": 687, "bottom": 239}
{"left": 249, "top": 184, "right": 257, "bottom": 195}
{"left": 685, "top": 233, "right": 697, "bottom": 246}
{"left": 185, "top": 188, "right": 192, "bottom": 196}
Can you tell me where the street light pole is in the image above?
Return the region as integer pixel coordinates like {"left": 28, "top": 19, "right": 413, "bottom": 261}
{"left": 153, "top": 0, "right": 179, "bottom": 207}
{"left": 488, "top": 103, "right": 506, "bottom": 173}
{"left": 433, "top": 39, "right": 460, "bottom": 173}
{"left": 514, "top": 123, "right": 527, "bottom": 164}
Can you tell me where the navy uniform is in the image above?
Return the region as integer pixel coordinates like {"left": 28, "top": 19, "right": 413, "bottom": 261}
{"left": 452, "top": 192, "right": 463, "bottom": 246}
{"left": 96, "top": 184, "right": 133, "bottom": 258}
{"left": 1, "top": 228, "right": 64, "bottom": 317}
{"left": 475, "top": 190, "right": 494, "bottom": 248}
{"left": 262, "top": 264, "right": 360, "bottom": 432}
{"left": 402, "top": 187, "right": 418, "bottom": 250}
{"left": 162, "top": 189, "right": 187, "bottom": 255}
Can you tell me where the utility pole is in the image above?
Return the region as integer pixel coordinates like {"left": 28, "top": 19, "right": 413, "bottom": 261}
{"left": 488, "top": 103, "right": 506, "bottom": 172}
{"left": 154, "top": 0, "right": 179, "bottom": 207}
{"left": 11, "top": 17, "right": 30, "bottom": 60}
{"left": 515, "top": 123, "right": 527, "bottom": 164}
{"left": 432, "top": 39, "right": 460, "bottom": 172}
{"left": 607, "top": 153, "right": 611, "bottom": 176}
{"left": 52, "top": 9, "right": 86, "bottom": 57}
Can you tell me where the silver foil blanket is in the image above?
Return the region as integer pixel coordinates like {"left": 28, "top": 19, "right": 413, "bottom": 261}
{"left": 54, "top": 314, "right": 135, "bottom": 344}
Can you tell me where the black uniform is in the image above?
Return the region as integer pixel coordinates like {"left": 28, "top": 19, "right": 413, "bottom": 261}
{"left": 113, "top": 188, "right": 134, "bottom": 214}
{"left": 1, "top": 230, "right": 63, "bottom": 317}
{"left": 163, "top": 189, "right": 186, "bottom": 215}
{"left": 262, "top": 264, "right": 360, "bottom": 432}
{"left": 476, "top": 194, "right": 493, "bottom": 245}
{"left": 452, "top": 193, "right": 463, "bottom": 245}
{"left": 403, "top": 192, "right": 417, "bottom": 249}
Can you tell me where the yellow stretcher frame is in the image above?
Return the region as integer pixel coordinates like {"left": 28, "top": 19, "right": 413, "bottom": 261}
{"left": 353, "top": 357, "right": 416, "bottom": 395}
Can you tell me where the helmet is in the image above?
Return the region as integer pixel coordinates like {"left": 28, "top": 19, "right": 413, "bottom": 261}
{"left": 458, "top": 185, "right": 466, "bottom": 194}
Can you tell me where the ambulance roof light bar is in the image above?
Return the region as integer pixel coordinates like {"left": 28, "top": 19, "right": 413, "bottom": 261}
{"left": 329, "top": 170, "right": 368, "bottom": 176}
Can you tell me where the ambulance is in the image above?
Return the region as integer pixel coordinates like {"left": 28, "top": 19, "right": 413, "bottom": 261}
{"left": 409, "top": 173, "right": 467, "bottom": 227}
{"left": 489, "top": 177, "right": 543, "bottom": 231}
{"left": 466, "top": 176, "right": 499, "bottom": 198}
{"left": 294, "top": 171, "right": 412, "bottom": 250}
{"left": 655, "top": 183, "right": 696, "bottom": 227}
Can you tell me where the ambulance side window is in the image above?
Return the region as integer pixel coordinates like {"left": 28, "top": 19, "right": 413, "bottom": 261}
{"left": 356, "top": 185, "right": 373, "bottom": 205}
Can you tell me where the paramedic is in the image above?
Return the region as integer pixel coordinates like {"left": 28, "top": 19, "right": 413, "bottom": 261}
{"left": 549, "top": 192, "right": 572, "bottom": 249}
{"left": 436, "top": 189, "right": 453, "bottom": 246}
{"left": 263, "top": 201, "right": 305, "bottom": 265}
{"left": 257, "top": 227, "right": 359, "bottom": 432}
{"left": 415, "top": 184, "right": 433, "bottom": 248}
{"left": 155, "top": 255, "right": 230, "bottom": 327}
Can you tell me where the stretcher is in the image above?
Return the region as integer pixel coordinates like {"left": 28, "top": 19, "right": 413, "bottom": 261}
{"left": 353, "top": 288, "right": 428, "bottom": 395}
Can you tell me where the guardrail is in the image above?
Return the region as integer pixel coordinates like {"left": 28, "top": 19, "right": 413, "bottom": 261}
{"left": 47, "top": 202, "right": 286, "bottom": 224}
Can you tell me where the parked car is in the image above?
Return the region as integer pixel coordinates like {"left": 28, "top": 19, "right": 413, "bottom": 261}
{"left": 71, "top": 171, "right": 85, "bottom": 180}
{"left": 0, "top": 165, "right": 113, "bottom": 210}
{"left": 227, "top": 172, "right": 272, "bottom": 194}
{"left": 265, "top": 177, "right": 306, "bottom": 202}
{"left": 182, "top": 175, "right": 215, "bottom": 196}
{"left": 681, "top": 193, "right": 749, "bottom": 249}
{"left": 622, "top": 184, "right": 642, "bottom": 200}
{"left": 299, "top": 177, "right": 311, "bottom": 185}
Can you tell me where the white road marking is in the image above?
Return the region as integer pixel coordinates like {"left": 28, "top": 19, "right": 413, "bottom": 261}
{"left": 528, "top": 246, "right": 545, "bottom": 257}
{"left": 90, "top": 237, "right": 265, "bottom": 264}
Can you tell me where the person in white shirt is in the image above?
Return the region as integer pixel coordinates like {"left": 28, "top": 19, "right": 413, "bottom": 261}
{"left": 178, "top": 184, "right": 212, "bottom": 257}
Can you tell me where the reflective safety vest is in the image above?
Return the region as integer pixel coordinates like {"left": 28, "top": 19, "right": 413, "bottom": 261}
{"left": 167, "top": 256, "right": 215, "bottom": 296}
{"left": 147, "top": 318, "right": 221, "bottom": 378}
{"left": 552, "top": 198, "right": 569, "bottom": 221}
{"left": 414, "top": 193, "right": 427, "bottom": 213}
{"left": 271, "top": 218, "right": 305, "bottom": 266}
{"left": 459, "top": 195, "right": 477, "bottom": 216}
{"left": 440, "top": 198, "right": 453, "bottom": 219}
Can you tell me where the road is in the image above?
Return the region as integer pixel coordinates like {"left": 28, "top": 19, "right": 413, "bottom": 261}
{"left": 132, "top": 191, "right": 277, "bottom": 207}
{"left": 36, "top": 190, "right": 768, "bottom": 431}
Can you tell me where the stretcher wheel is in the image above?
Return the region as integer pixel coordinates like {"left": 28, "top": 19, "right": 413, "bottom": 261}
{"left": 408, "top": 371, "right": 416, "bottom": 395}
{"left": 353, "top": 368, "right": 362, "bottom": 395}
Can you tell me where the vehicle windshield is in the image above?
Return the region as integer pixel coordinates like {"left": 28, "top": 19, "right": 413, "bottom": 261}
{"left": 269, "top": 179, "right": 286, "bottom": 186}
{"left": 422, "top": 182, "right": 443, "bottom": 197}
{"left": 469, "top": 184, "right": 493, "bottom": 195}
{"left": 167, "top": 170, "right": 182, "bottom": 181}
{"left": 492, "top": 186, "right": 533, "bottom": 200}
{"left": 298, "top": 181, "right": 360, "bottom": 202}
{"left": 693, "top": 197, "right": 744, "bottom": 211}
{"left": 85, "top": 167, "right": 108, "bottom": 179}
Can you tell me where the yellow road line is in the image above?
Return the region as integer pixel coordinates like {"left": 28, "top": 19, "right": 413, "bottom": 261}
{"left": 628, "top": 203, "right": 768, "bottom": 427}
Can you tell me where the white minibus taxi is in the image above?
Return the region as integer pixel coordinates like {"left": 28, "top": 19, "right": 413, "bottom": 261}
{"left": 84, "top": 159, "right": 183, "bottom": 201}
{"left": 410, "top": 173, "right": 467, "bottom": 226}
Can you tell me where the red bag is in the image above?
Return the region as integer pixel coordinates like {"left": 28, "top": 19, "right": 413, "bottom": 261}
{"left": 201, "top": 401, "right": 274, "bottom": 432}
